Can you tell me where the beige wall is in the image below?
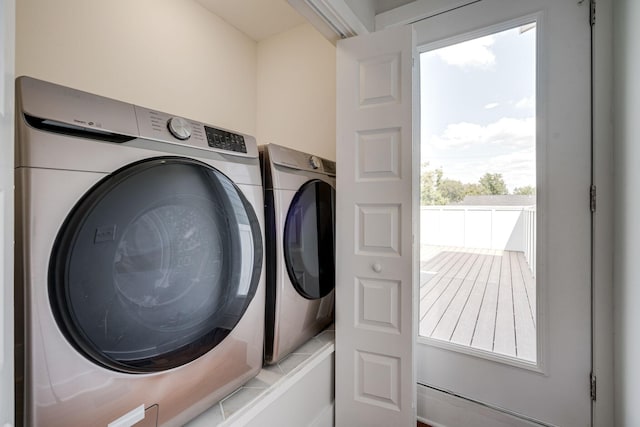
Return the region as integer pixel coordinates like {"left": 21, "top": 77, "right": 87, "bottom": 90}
{"left": 16, "top": 2, "right": 337, "bottom": 157}
{"left": 257, "top": 24, "right": 336, "bottom": 160}
{"left": 16, "top": 0, "right": 335, "bottom": 159}
{"left": 16, "top": 0, "right": 257, "bottom": 135}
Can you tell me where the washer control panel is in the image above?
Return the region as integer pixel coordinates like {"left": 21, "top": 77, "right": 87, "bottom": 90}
{"left": 135, "top": 106, "right": 256, "bottom": 158}
{"left": 15, "top": 77, "right": 259, "bottom": 159}
{"left": 204, "top": 126, "right": 247, "bottom": 153}
{"left": 268, "top": 144, "right": 336, "bottom": 176}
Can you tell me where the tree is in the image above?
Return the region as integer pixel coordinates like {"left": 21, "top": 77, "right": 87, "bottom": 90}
{"left": 463, "top": 183, "right": 486, "bottom": 197}
{"left": 479, "top": 173, "right": 508, "bottom": 195}
{"left": 420, "top": 164, "right": 447, "bottom": 205}
{"left": 438, "top": 178, "right": 466, "bottom": 203}
{"left": 513, "top": 185, "right": 536, "bottom": 195}
{"left": 420, "top": 166, "right": 519, "bottom": 205}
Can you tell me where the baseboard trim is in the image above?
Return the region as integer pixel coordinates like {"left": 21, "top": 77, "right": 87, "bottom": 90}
{"left": 417, "top": 384, "right": 546, "bottom": 427}
{"left": 417, "top": 414, "right": 446, "bottom": 427}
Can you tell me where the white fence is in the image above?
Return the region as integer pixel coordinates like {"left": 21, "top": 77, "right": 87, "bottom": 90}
{"left": 522, "top": 206, "right": 536, "bottom": 276}
{"left": 421, "top": 205, "right": 537, "bottom": 276}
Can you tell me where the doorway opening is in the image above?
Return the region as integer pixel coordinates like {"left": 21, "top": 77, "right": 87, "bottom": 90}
{"left": 419, "top": 23, "right": 537, "bottom": 363}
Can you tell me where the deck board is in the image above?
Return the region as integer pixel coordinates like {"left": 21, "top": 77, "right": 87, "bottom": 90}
{"left": 471, "top": 252, "right": 501, "bottom": 352}
{"left": 420, "top": 246, "right": 536, "bottom": 362}
{"left": 494, "top": 252, "right": 516, "bottom": 356}
{"left": 517, "top": 251, "right": 536, "bottom": 327}
{"left": 419, "top": 251, "right": 469, "bottom": 308}
{"left": 419, "top": 249, "right": 459, "bottom": 293}
{"left": 511, "top": 251, "right": 536, "bottom": 361}
{"left": 450, "top": 252, "right": 494, "bottom": 346}
{"left": 431, "top": 250, "right": 483, "bottom": 341}
{"left": 419, "top": 250, "right": 478, "bottom": 335}
{"left": 420, "top": 246, "right": 449, "bottom": 270}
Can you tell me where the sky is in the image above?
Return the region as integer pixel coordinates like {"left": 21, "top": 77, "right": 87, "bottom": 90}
{"left": 420, "top": 24, "right": 537, "bottom": 192}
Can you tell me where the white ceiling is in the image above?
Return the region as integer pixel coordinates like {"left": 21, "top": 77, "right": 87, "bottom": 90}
{"left": 375, "top": 0, "right": 415, "bottom": 14}
{"left": 196, "top": 0, "right": 416, "bottom": 42}
{"left": 195, "top": 0, "right": 307, "bottom": 42}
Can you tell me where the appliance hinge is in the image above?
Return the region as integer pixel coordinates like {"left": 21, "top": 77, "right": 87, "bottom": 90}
{"left": 590, "top": 373, "right": 597, "bottom": 401}
{"left": 590, "top": 184, "right": 596, "bottom": 213}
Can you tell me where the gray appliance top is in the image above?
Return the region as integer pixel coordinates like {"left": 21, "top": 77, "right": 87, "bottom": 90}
{"left": 263, "top": 143, "right": 336, "bottom": 177}
{"left": 17, "top": 76, "right": 258, "bottom": 159}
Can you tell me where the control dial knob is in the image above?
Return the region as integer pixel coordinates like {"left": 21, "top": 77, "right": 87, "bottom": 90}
{"left": 167, "top": 117, "right": 191, "bottom": 140}
{"left": 309, "top": 155, "right": 321, "bottom": 170}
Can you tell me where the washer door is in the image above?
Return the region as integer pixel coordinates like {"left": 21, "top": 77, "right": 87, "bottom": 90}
{"left": 49, "top": 157, "right": 263, "bottom": 373}
{"left": 283, "top": 179, "right": 335, "bottom": 300}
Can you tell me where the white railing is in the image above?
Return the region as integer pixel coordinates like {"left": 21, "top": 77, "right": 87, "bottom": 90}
{"left": 522, "top": 206, "right": 536, "bottom": 277}
{"left": 420, "top": 205, "right": 536, "bottom": 276}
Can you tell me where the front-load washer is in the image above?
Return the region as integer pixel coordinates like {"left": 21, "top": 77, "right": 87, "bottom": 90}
{"left": 259, "top": 144, "right": 335, "bottom": 364}
{"left": 14, "top": 76, "right": 265, "bottom": 427}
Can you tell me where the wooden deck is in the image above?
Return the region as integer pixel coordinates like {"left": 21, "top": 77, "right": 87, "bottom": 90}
{"left": 419, "top": 246, "right": 536, "bottom": 362}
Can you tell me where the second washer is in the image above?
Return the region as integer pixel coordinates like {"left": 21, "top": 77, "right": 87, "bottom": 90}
{"left": 260, "top": 144, "right": 336, "bottom": 364}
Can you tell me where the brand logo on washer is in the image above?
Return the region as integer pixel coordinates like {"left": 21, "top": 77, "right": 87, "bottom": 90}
{"left": 94, "top": 225, "right": 117, "bottom": 243}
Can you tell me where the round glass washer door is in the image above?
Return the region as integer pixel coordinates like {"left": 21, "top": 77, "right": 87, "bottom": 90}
{"left": 49, "top": 157, "right": 263, "bottom": 373}
{"left": 283, "top": 179, "right": 336, "bottom": 300}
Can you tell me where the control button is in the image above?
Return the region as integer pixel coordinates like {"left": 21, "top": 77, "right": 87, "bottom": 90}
{"left": 203, "top": 125, "right": 249, "bottom": 153}
{"left": 167, "top": 117, "right": 191, "bottom": 140}
{"left": 309, "top": 155, "right": 321, "bottom": 169}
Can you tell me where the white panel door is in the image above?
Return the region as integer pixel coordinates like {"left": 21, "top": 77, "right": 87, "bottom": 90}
{"left": 336, "top": 25, "right": 417, "bottom": 427}
{"left": 0, "top": 0, "right": 15, "bottom": 425}
{"left": 412, "top": 1, "right": 592, "bottom": 426}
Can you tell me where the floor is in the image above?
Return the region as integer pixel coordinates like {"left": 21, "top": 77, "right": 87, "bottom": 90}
{"left": 186, "top": 325, "right": 335, "bottom": 426}
{"left": 419, "top": 245, "right": 536, "bottom": 361}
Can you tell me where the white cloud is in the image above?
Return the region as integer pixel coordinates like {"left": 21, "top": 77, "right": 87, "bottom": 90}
{"left": 484, "top": 102, "right": 499, "bottom": 109}
{"left": 515, "top": 96, "right": 535, "bottom": 110}
{"left": 422, "top": 116, "right": 537, "bottom": 190}
{"left": 428, "top": 117, "right": 535, "bottom": 150}
{"left": 488, "top": 149, "right": 536, "bottom": 190}
{"left": 434, "top": 35, "right": 496, "bottom": 69}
